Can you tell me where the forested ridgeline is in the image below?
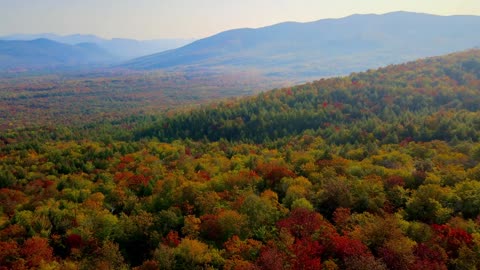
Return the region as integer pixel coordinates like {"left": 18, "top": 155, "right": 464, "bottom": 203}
{"left": 136, "top": 49, "right": 480, "bottom": 144}
{"left": 1, "top": 50, "right": 480, "bottom": 269}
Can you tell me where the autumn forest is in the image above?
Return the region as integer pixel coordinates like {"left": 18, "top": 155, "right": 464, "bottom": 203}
{"left": 1, "top": 49, "right": 480, "bottom": 269}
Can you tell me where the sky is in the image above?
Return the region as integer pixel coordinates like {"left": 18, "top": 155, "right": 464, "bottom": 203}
{"left": 1, "top": 0, "right": 480, "bottom": 40}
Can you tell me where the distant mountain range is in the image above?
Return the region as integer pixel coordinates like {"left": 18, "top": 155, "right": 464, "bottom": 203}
{"left": 0, "top": 34, "right": 195, "bottom": 61}
{"left": 123, "top": 11, "right": 480, "bottom": 78}
{"left": 0, "top": 39, "right": 116, "bottom": 70}
{"left": 3, "top": 12, "right": 480, "bottom": 76}
{"left": 1, "top": 34, "right": 196, "bottom": 62}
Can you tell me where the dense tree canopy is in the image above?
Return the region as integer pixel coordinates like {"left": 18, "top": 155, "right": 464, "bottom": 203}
{"left": 1, "top": 50, "right": 480, "bottom": 269}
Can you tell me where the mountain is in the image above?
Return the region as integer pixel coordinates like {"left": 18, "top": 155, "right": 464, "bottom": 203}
{"left": 123, "top": 12, "right": 480, "bottom": 78}
{"left": 0, "top": 33, "right": 105, "bottom": 44}
{"left": 99, "top": 38, "right": 196, "bottom": 60}
{"left": 0, "top": 34, "right": 195, "bottom": 60}
{"left": 0, "top": 38, "right": 116, "bottom": 70}
{"left": 135, "top": 49, "right": 480, "bottom": 143}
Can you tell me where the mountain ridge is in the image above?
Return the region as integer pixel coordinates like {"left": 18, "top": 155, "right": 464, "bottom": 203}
{"left": 0, "top": 33, "right": 195, "bottom": 60}
{"left": 0, "top": 38, "right": 116, "bottom": 70}
{"left": 123, "top": 12, "right": 480, "bottom": 79}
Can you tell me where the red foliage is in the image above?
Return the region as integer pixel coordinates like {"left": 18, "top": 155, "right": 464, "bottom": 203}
{"left": 412, "top": 170, "right": 427, "bottom": 183}
{"left": 351, "top": 79, "right": 362, "bottom": 88}
{"left": 431, "top": 224, "right": 473, "bottom": 257}
{"left": 128, "top": 174, "right": 150, "bottom": 187}
{"left": 384, "top": 175, "right": 405, "bottom": 189}
{"left": 66, "top": 234, "right": 83, "bottom": 249}
{"left": 289, "top": 238, "right": 324, "bottom": 270}
{"left": 0, "top": 224, "right": 26, "bottom": 242}
{"left": 332, "top": 208, "right": 351, "bottom": 228}
{"left": 231, "top": 195, "right": 246, "bottom": 211}
{"left": 196, "top": 170, "right": 211, "bottom": 181}
{"left": 255, "top": 163, "right": 295, "bottom": 187}
{"left": 224, "top": 170, "right": 260, "bottom": 189}
{"left": 163, "top": 231, "right": 180, "bottom": 247}
{"left": 25, "top": 179, "right": 55, "bottom": 193}
{"left": 0, "top": 188, "right": 28, "bottom": 217}
{"left": 114, "top": 171, "right": 134, "bottom": 184}
{"left": 330, "top": 235, "right": 370, "bottom": 259}
{"left": 217, "top": 190, "right": 236, "bottom": 201}
{"left": 179, "top": 202, "right": 194, "bottom": 215}
{"left": 117, "top": 155, "right": 136, "bottom": 170}
{"left": 120, "top": 155, "right": 135, "bottom": 164}
{"left": 200, "top": 214, "right": 222, "bottom": 241}
{"left": 277, "top": 208, "right": 326, "bottom": 239}
{"left": 257, "top": 242, "right": 289, "bottom": 270}
{"left": 21, "top": 237, "right": 54, "bottom": 268}
{"left": 411, "top": 259, "right": 448, "bottom": 270}
{"left": 135, "top": 260, "right": 160, "bottom": 270}
{"left": 0, "top": 241, "right": 20, "bottom": 269}
{"left": 412, "top": 243, "right": 448, "bottom": 270}
{"left": 378, "top": 245, "right": 409, "bottom": 270}
{"left": 399, "top": 137, "right": 413, "bottom": 147}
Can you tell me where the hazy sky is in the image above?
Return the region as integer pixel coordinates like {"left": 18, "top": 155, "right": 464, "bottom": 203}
{"left": 1, "top": 0, "right": 480, "bottom": 40}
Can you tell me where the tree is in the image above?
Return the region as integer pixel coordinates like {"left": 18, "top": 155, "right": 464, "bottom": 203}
{"left": 200, "top": 209, "right": 248, "bottom": 244}
{"left": 21, "top": 236, "right": 54, "bottom": 268}
{"left": 0, "top": 188, "right": 27, "bottom": 217}
{"left": 277, "top": 208, "right": 332, "bottom": 239}
{"left": 405, "top": 184, "right": 455, "bottom": 224}
{"left": 431, "top": 224, "right": 473, "bottom": 259}
{"left": 224, "top": 235, "right": 262, "bottom": 270}
{"left": 174, "top": 238, "right": 223, "bottom": 269}
{"left": 454, "top": 180, "right": 480, "bottom": 218}
{"left": 0, "top": 241, "right": 20, "bottom": 269}
{"left": 289, "top": 237, "right": 323, "bottom": 270}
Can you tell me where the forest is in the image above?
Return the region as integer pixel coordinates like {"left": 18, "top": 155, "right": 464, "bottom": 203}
{"left": 0, "top": 68, "right": 288, "bottom": 130}
{"left": 1, "top": 49, "right": 480, "bottom": 269}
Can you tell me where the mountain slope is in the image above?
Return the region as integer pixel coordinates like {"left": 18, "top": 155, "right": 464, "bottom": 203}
{"left": 135, "top": 49, "right": 480, "bottom": 143}
{"left": 124, "top": 12, "right": 480, "bottom": 78}
{"left": 0, "top": 34, "right": 195, "bottom": 60}
{"left": 0, "top": 38, "right": 116, "bottom": 70}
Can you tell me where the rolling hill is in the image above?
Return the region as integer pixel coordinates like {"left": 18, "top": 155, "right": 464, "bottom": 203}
{"left": 135, "top": 49, "right": 480, "bottom": 144}
{"left": 0, "top": 38, "right": 116, "bottom": 71}
{"left": 123, "top": 12, "right": 480, "bottom": 78}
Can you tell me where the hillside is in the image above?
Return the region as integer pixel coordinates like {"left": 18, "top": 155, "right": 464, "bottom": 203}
{"left": 136, "top": 49, "right": 480, "bottom": 144}
{"left": 0, "top": 39, "right": 116, "bottom": 71}
{"left": 124, "top": 12, "right": 480, "bottom": 78}
{"left": 2, "top": 50, "right": 480, "bottom": 269}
